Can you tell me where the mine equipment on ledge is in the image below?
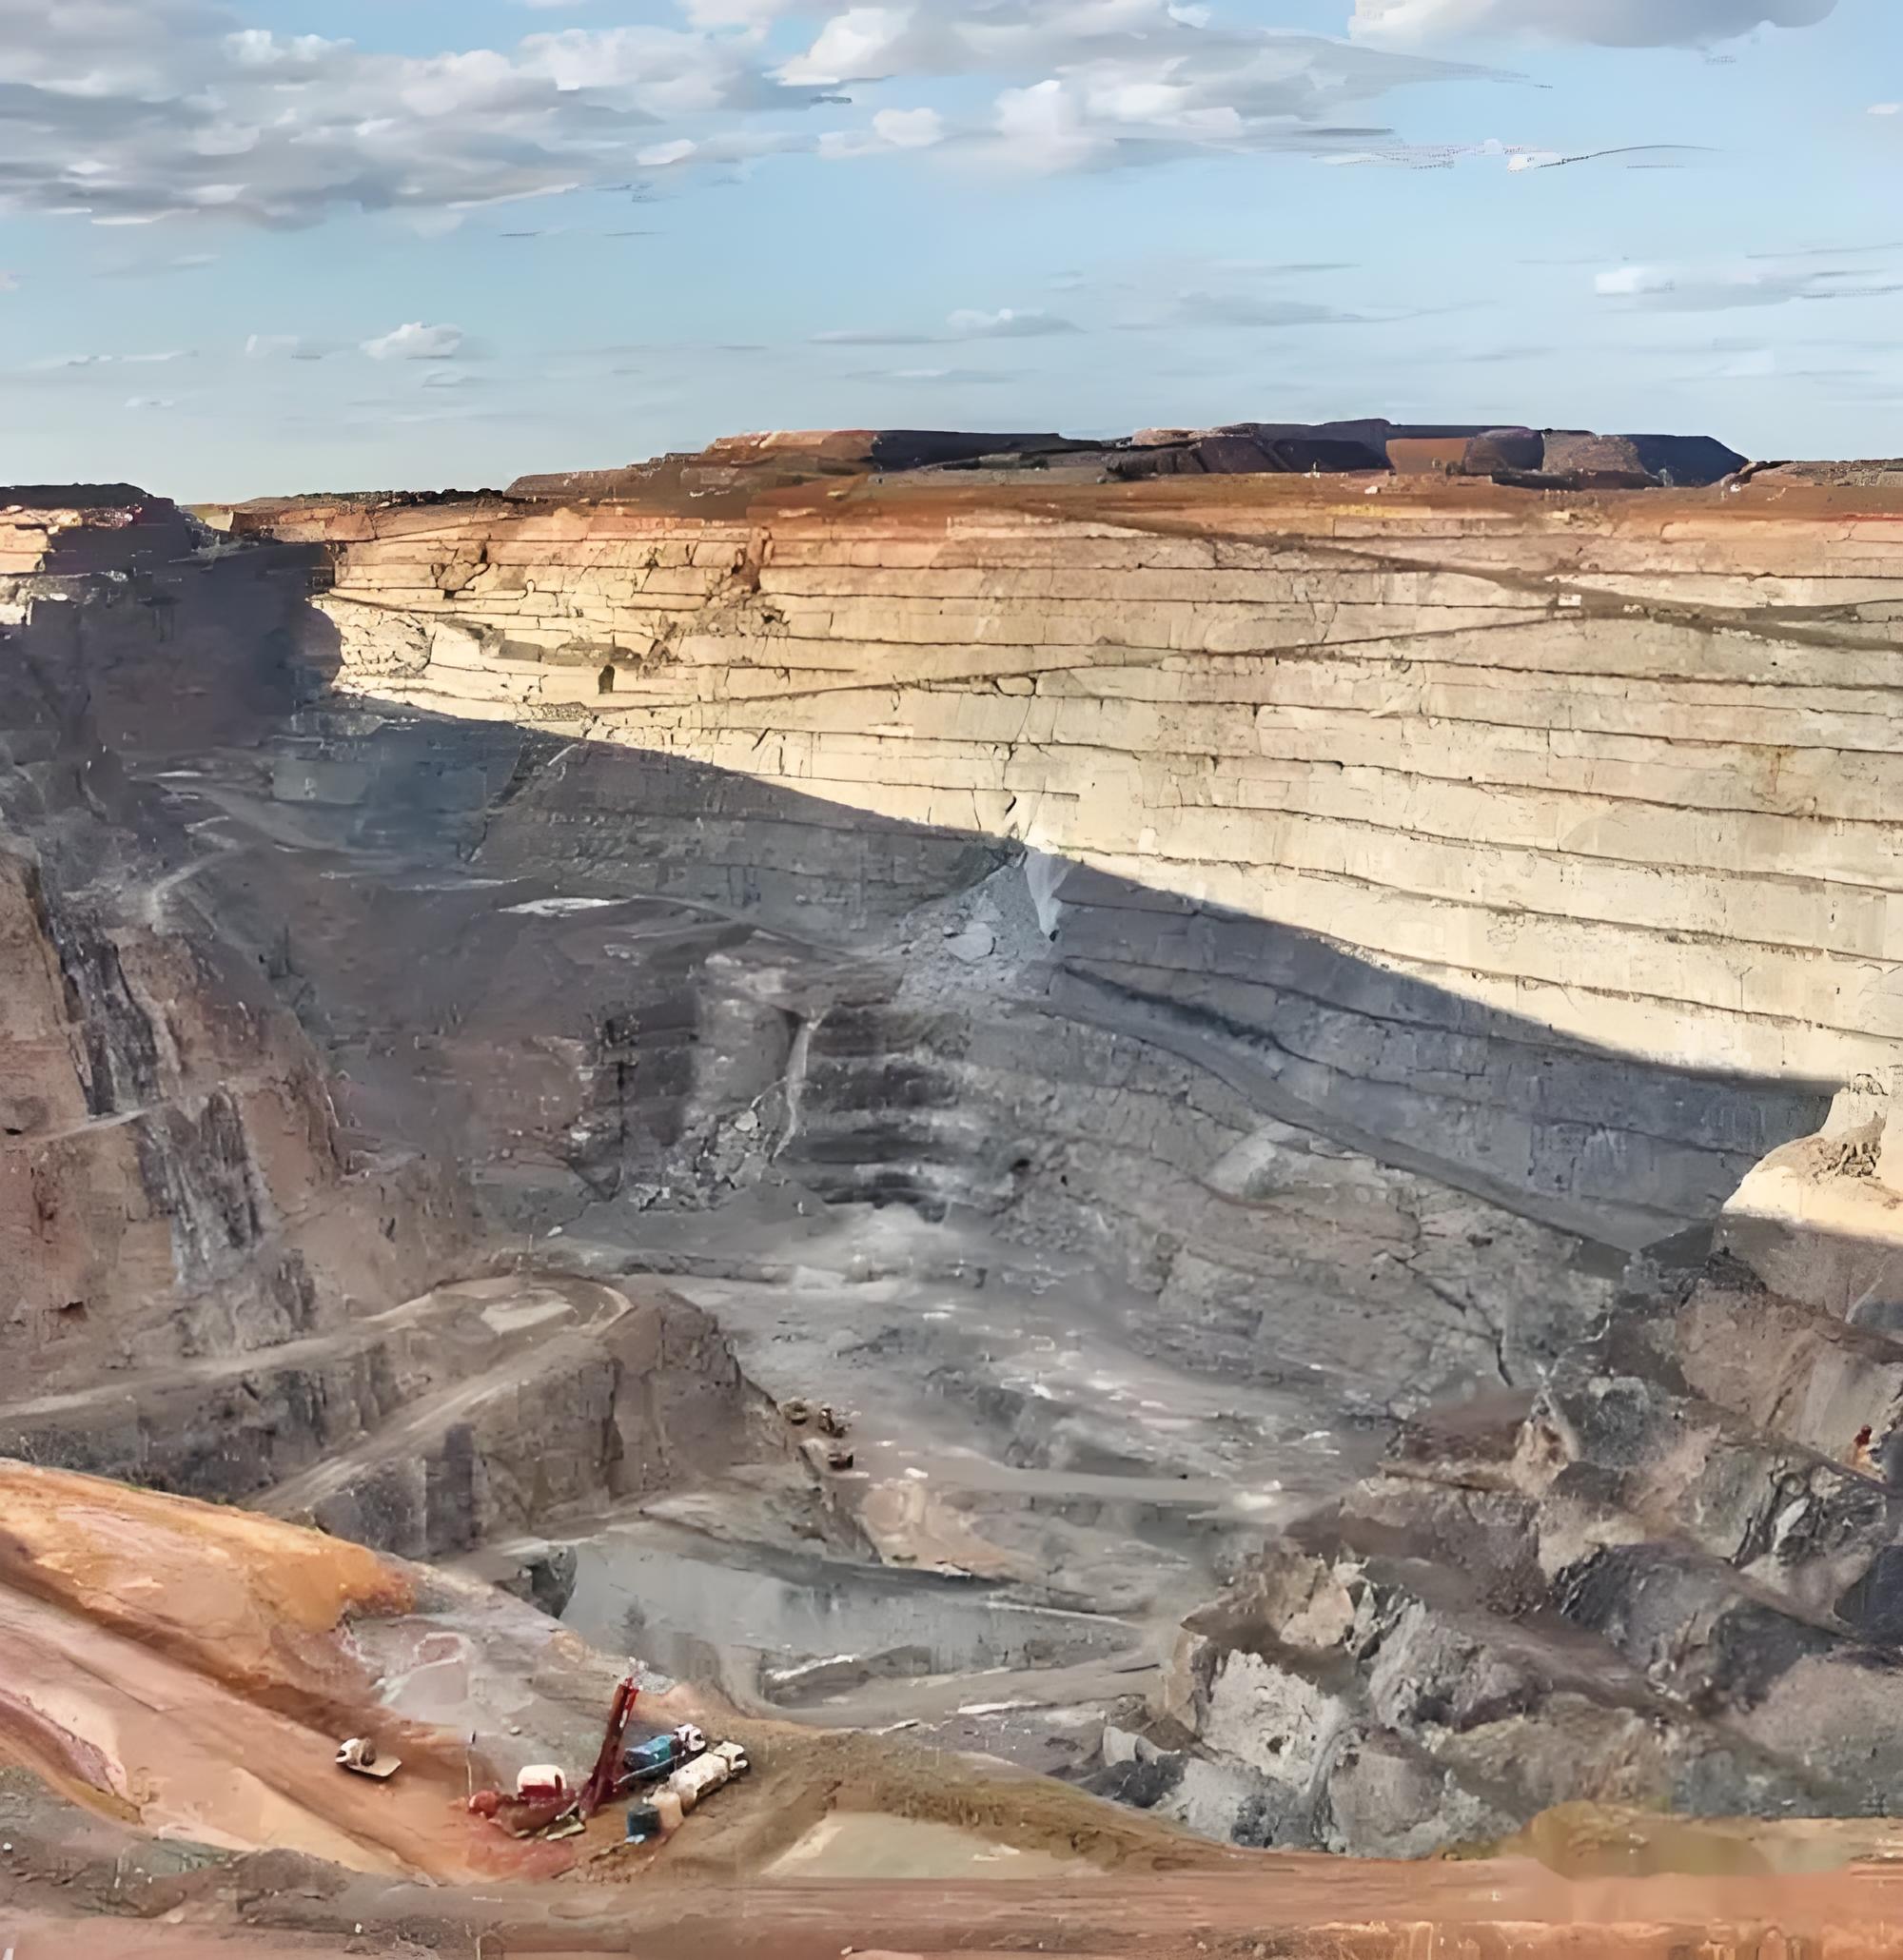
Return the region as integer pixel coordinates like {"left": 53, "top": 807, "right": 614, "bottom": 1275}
{"left": 469, "top": 1676, "right": 746, "bottom": 1843}
{"left": 335, "top": 1736, "right": 402, "bottom": 1780}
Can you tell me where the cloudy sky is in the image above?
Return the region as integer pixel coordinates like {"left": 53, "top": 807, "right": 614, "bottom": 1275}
{"left": 0, "top": 0, "right": 1894, "bottom": 494}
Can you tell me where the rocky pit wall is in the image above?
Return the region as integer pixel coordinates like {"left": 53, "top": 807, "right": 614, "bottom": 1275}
{"left": 240, "top": 469, "right": 1903, "bottom": 1250}
{"left": 0, "top": 496, "right": 760, "bottom": 1555}
{"left": 15, "top": 457, "right": 1903, "bottom": 1862}
{"left": 218, "top": 459, "right": 1903, "bottom": 1850}
{"left": 0, "top": 495, "right": 461, "bottom": 1385}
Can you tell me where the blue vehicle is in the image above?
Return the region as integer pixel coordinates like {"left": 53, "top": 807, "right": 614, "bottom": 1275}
{"left": 621, "top": 1723, "right": 707, "bottom": 1788}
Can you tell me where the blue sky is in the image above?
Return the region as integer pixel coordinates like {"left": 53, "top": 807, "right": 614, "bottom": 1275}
{"left": 0, "top": 0, "right": 1895, "bottom": 496}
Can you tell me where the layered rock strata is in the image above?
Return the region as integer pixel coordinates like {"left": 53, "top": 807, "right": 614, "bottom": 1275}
{"left": 1, "top": 494, "right": 465, "bottom": 1388}
{"left": 1141, "top": 1082, "right": 1903, "bottom": 1853}
{"left": 17, "top": 444, "right": 1903, "bottom": 1851}
{"left": 0, "top": 494, "right": 758, "bottom": 1549}
{"left": 237, "top": 461, "right": 1903, "bottom": 1247}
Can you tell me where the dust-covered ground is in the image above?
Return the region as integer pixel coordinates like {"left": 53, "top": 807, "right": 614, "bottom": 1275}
{"left": 18, "top": 1461, "right": 1903, "bottom": 1959}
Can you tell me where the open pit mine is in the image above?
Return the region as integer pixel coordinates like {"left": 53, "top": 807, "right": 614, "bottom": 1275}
{"left": 10, "top": 420, "right": 1903, "bottom": 1956}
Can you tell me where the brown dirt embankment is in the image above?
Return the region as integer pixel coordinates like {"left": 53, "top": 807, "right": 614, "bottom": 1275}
{"left": 0, "top": 1462, "right": 561, "bottom": 1881}
{"left": 0, "top": 1460, "right": 411, "bottom": 1673}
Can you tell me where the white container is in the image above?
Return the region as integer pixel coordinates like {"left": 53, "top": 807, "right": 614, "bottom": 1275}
{"left": 670, "top": 1755, "right": 731, "bottom": 1806}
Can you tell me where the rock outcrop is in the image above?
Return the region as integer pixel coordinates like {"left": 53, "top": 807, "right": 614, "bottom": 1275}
{"left": 1141, "top": 1080, "right": 1903, "bottom": 1852}
{"left": 495, "top": 421, "right": 1749, "bottom": 499}
{"left": 0, "top": 494, "right": 467, "bottom": 1390}
{"left": 0, "top": 494, "right": 763, "bottom": 1552}
{"left": 15, "top": 432, "right": 1903, "bottom": 1852}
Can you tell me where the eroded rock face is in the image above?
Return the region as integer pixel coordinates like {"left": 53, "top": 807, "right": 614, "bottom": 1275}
{"left": 1152, "top": 1083, "right": 1903, "bottom": 1852}
{"left": 0, "top": 496, "right": 468, "bottom": 1390}
{"left": 11, "top": 441, "right": 1903, "bottom": 1851}
{"left": 234, "top": 455, "right": 1903, "bottom": 1247}
{"left": 0, "top": 496, "right": 761, "bottom": 1552}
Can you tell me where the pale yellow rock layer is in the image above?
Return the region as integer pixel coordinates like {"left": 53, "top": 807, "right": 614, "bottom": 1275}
{"left": 241, "top": 477, "right": 1903, "bottom": 1085}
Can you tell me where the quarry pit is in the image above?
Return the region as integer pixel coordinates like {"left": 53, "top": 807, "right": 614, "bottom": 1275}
{"left": 10, "top": 422, "right": 1903, "bottom": 1952}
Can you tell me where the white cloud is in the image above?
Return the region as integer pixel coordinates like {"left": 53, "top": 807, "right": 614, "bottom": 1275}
{"left": 872, "top": 107, "right": 946, "bottom": 148}
{"left": 362, "top": 322, "right": 466, "bottom": 361}
{"left": 100, "top": 251, "right": 219, "bottom": 279}
{"left": 991, "top": 79, "right": 1105, "bottom": 171}
{"left": 0, "top": 0, "right": 1683, "bottom": 232}
{"left": 0, "top": 0, "right": 802, "bottom": 227}
{"left": 814, "top": 326, "right": 936, "bottom": 345}
{"left": 1351, "top": 0, "right": 1836, "bottom": 46}
{"left": 30, "top": 348, "right": 189, "bottom": 369}
{"left": 1595, "top": 257, "right": 1903, "bottom": 309}
{"left": 124, "top": 396, "right": 176, "bottom": 409}
{"left": 779, "top": 8, "right": 908, "bottom": 87}
{"left": 681, "top": 0, "right": 802, "bottom": 24}
{"left": 245, "top": 333, "right": 321, "bottom": 360}
{"left": 944, "top": 306, "right": 1078, "bottom": 339}
{"left": 1167, "top": 291, "right": 1365, "bottom": 327}
{"left": 1872, "top": 103, "right": 1902, "bottom": 117}
{"left": 1597, "top": 265, "right": 1676, "bottom": 298}
{"left": 776, "top": 3, "right": 1508, "bottom": 172}
{"left": 0, "top": 270, "right": 18, "bottom": 292}
{"left": 839, "top": 363, "right": 1022, "bottom": 384}
{"left": 818, "top": 110, "right": 948, "bottom": 160}
{"left": 816, "top": 304, "right": 1081, "bottom": 345}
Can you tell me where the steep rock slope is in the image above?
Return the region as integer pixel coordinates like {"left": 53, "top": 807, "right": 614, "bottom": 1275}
{"left": 240, "top": 464, "right": 1903, "bottom": 1247}
{"left": 14, "top": 445, "right": 1903, "bottom": 1855}
{"left": 0, "top": 495, "right": 761, "bottom": 1551}
{"left": 201, "top": 444, "right": 1903, "bottom": 1846}
{"left": 0, "top": 494, "right": 464, "bottom": 1388}
{"left": 1148, "top": 1080, "right": 1903, "bottom": 1853}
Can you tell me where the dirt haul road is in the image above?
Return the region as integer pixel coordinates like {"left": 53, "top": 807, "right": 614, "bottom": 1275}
{"left": 0, "top": 1459, "right": 1230, "bottom": 1891}
{"left": 27, "top": 1867, "right": 1903, "bottom": 1959}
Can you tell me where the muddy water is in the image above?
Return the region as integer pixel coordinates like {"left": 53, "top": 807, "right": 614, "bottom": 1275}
{"left": 555, "top": 1519, "right": 1145, "bottom": 1711}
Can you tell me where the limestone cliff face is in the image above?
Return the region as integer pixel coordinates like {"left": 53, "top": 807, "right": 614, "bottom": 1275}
{"left": 242, "top": 470, "right": 1903, "bottom": 1247}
